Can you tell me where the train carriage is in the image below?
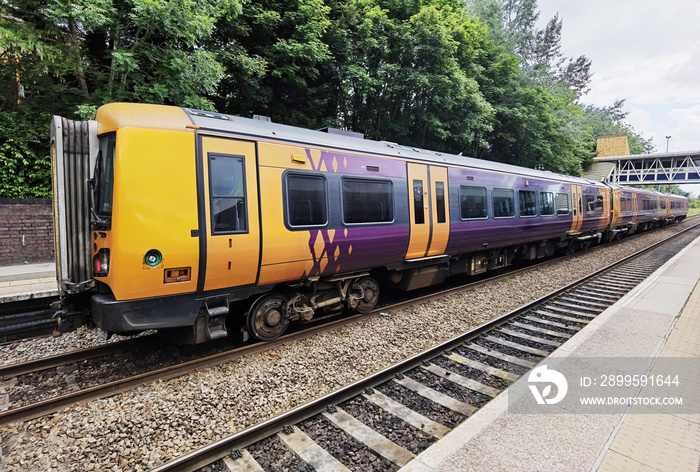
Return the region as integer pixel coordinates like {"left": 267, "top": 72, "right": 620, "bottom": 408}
{"left": 50, "top": 103, "right": 688, "bottom": 344}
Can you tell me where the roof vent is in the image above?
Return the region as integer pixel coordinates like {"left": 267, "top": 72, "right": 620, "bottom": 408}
{"left": 186, "top": 109, "right": 231, "bottom": 121}
{"left": 318, "top": 127, "right": 364, "bottom": 139}
{"left": 252, "top": 115, "right": 271, "bottom": 122}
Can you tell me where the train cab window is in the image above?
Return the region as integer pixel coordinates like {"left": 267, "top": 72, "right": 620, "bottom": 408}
{"left": 435, "top": 182, "right": 446, "bottom": 223}
{"left": 94, "top": 133, "right": 116, "bottom": 221}
{"left": 342, "top": 178, "right": 394, "bottom": 224}
{"left": 413, "top": 180, "right": 425, "bottom": 224}
{"left": 209, "top": 155, "right": 247, "bottom": 234}
{"left": 540, "top": 192, "right": 555, "bottom": 215}
{"left": 493, "top": 189, "right": 515, "bottom": 218}
{"left": 519, "top": 190, "right": 537, "bottom": 217}
{"left": 556, "top": 193, "right": 569, "bottom": 215}
{"left": 459, "top": 186, "right": 487, "bottom": 219}
{"left": 286, "top": 174, "right": 328, "bottom": 227}
{"left": 595, "top": 195, "right": 604, "bottom": 213}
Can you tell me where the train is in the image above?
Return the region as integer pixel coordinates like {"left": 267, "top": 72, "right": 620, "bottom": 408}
{"left": 50, "top": 103, "right": 689, "bottom": 344}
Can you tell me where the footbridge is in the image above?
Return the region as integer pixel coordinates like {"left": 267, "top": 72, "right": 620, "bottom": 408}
{"left": 586, "top": 150, "right": 700, "bottom": 184}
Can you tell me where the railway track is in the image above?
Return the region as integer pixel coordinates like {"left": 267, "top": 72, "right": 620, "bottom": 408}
{"left": 0, "top": 221, "right": 691, "bottom": 426}
{"left": 0, "top": 221, "right": 695, "bottom": 450}
{"left": 144, "top": 222, "right": 700, "bottom": 472}
{"left": 0, "top": 297, "right": 59, "bottom": 343}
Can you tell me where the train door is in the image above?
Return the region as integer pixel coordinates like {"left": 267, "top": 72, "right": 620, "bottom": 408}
{"left": 406, "top": 163, "right": 450, "bottom": 259}
{"left": 569, "top": 184, "right": 583, "bottom": 233}
{"left": 198, "top": 135, "right": 260, "bottom": 292}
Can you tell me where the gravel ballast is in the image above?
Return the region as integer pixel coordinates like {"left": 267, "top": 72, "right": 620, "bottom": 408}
{"left": 0, "top": 223, "right": 697, "bottom": 471}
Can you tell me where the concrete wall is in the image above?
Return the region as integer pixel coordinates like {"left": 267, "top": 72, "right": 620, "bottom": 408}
{"left": 0, "top": 199, "right": 55, "bottom": 266}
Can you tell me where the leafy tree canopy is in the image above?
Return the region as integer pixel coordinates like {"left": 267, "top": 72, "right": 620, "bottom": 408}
{"left": 0, "top": 0, "right": 657, "bottom": 197}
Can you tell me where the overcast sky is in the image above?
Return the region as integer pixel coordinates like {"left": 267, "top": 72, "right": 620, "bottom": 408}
{"left": 536, "top": 0, "right": 700, "bottom": 194}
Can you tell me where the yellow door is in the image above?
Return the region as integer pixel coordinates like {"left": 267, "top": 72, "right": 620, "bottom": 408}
{"left": 569, "top": 184, "right": 583, "bottom": 233}
{"left": 406, "top": 163, "right": 450, "bottom": 259}
{"left": 199, "top": 135, "right": 260, "bottom": 291}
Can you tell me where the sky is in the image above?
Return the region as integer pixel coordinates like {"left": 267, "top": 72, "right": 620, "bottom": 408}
{"left": 536, "top": 0, "right": 700, "bottom": 195}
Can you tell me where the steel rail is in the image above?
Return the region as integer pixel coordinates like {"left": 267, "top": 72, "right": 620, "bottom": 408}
{"left": 148, "top": 221, "right": 700, "bottom": 471}
{"left": 0, "top": 335, "right": 161, "bottom": 379}
{"left": 1, "top": 221, "right": 696, "bottom": 426}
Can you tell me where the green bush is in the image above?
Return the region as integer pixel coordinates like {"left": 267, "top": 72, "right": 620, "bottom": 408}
{"left": 0, "top": 110, "right": 52, "bottom": 198}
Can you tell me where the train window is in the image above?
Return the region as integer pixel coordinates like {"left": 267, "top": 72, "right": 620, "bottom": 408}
{"left": 286, "top": 174, "right": 328, "bottom": 227}
{"left": 625, "top": 197, "right": 633, "bottom": 212}
{"left": 436, "top": 182, "right": 446, "bottom": 223}
{"left": 209, "top": 155, "right": 247, "bottom": 234}
{"left": 556, "top": 193, "right": 569, "bottom": 215}
{"left": 459, "top": 186, "right": 487, "bottom": 219}
{"left": 519, "top": 190, "right": 537, "bottom": 217}
{"left": 661, "top": 199, "right": 667, "bottom": 210}
{"left": 95, "top": 133, "right": 116, "bottom": 219}
{"left": 493, "top": 189, "right": 515, "bottom": 218}
{"left": 595, "top": 195, "right": 604, "bottom": 213}
{"left": 584, "top": 195, "right": 595, "bottom": 213}
{"left": 540, "top": 192, "right": 555, "bottom": 215}
{"left": 413, "top": 180, "right": 425, "bottom": 224}
{"left": 342, "top": 178, "right": 394, "bottom": 224}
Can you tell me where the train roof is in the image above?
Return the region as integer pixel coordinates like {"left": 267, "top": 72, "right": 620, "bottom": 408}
{"left": 97, "top": 102, "right": 688, "bottom": 201}
{"left": 182, "top": 107, "right": 605, "bottom": 186}
{"left": 96, "top": 103, "right": 606, "bottom": 186}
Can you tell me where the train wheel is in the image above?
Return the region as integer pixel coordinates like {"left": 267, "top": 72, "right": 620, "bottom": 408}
{"left": 352, "top": 277, "right": 380, "bottom": 314}
{"left": 247, "top": 293, "right": 289, "bottom": 341}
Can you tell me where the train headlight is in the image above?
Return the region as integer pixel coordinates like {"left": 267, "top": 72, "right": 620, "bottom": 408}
{"left": 144, "top": 249, "right": 162, "bottom": 267}
{"left": 93, "top": 249, "right": 110, "bottom": 277}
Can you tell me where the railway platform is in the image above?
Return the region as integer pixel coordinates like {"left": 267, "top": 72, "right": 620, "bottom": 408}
{"left": 0, "top": 262, "right": 58, "bottom": 303}
{"left": 401, "top": 236, "right": 700, "bottom": 472}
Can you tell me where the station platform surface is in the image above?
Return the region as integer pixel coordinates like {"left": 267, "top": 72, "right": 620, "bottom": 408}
{"left": 0, "top": 262, "right": 58, "bottom": 302}
{"left": 401, "top": 236, "right": 700, "bottom": 472}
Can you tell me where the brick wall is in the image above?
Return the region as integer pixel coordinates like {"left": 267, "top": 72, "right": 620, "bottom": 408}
{"left": 0, "top": 199, "right": 55, "bottom": 266}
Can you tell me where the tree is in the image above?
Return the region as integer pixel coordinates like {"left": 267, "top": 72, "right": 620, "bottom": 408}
{"left": 0, "top": 0, "right": 244, "bottom": 197}
{"left": 583, "top": 100, "right": 655, "bottom": 154}
{"left": 212, "top": 0, "right": 332, "bottom": 128}
{"left": 467, "top": 0, "right": 592, "bottom": 98}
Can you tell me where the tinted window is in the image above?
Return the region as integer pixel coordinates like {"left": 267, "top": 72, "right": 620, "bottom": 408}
{"left": 584, "top": 195, "right": 595, "bottom": 213}
{"left": 595, "top": 195, "right": 604, "bottom": 213}
{"left": 493, "top": 189, "right": 515, "bottom": 218}
{"left": 435, "top": 182, "right": 446, "bottom": 223}
{"left": 95, "top": 133, "right": 116, "bottom": 218}
{"left": 342, "top": 179, "right": 393, "bottom": 224}
{"left": 556, "top": 193, "right": 569, "bottom": 215}
{"left": 210, "top": 155, "right": 247, "bottom": 234}
{"left": 519, "top": 190, "right": 537, "bottom": 217}
{"left": 459, "top": 187, "right": 487, "bottom": 219}
{"left": 287, "top": 174, "right": 327, "bottom": 226}
{"left": 413, "top": 180, "right": 425, "bottom": 224}
{"left": 623, "top": 196, "right": 632, "bottom": 212}
{"left": 540, "top": 192, "right": 555, "bottom": 216}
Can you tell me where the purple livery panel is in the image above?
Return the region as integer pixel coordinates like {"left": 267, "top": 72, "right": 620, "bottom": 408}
{"left": 446, "top": 167, "right": 573, "bottom": 255}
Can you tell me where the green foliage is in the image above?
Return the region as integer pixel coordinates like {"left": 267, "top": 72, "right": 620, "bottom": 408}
{"left": 0, "top": 110, "right": 52, "bottom": 197}
{"left": 0, "top": 0, "right": 661, "bottom": 198}
{"left": 582, "top": 100, "right": 655, "bottom": 154}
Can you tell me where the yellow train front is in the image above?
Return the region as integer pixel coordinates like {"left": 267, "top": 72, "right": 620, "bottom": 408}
{"left": 52, "top": 103, "right": 393, "bottom": 343}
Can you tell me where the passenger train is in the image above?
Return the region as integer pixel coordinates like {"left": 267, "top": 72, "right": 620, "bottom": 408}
{"left": 50, "top": 103, "right": 689, "bottom": 344}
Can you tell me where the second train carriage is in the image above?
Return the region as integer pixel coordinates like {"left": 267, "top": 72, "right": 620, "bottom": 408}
{"left": 51, "top": 103, "right": 688, "bottom": 344}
